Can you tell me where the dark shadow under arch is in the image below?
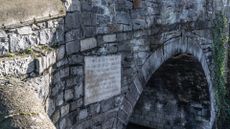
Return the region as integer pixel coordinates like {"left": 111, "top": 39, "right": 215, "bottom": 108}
{"left": 128, "top": 53, "right": 211, "bottom": 129}
{"left": 117, "top": 40, "right": 216, "bottom": 129}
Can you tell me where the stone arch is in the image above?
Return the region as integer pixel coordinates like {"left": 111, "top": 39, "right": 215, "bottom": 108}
{"left": 118, "top": 39, "right": 216, "bottom": 129}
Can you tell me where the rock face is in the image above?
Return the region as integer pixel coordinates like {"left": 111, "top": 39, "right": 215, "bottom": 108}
{"left": 0, "top": 78, "right": 55, "bottom": 129}
{"left": 0, "top": 0, "right": 229, "bottom": 129}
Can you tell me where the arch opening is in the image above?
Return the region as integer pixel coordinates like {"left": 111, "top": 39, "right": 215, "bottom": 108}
{"left": 127, "top": 53, "right": 211, "bottom": 129}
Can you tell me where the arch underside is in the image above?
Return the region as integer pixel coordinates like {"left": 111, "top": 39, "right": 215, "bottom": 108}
{"left": 118, "top": 36, "right": 216, "bottom": 129}
{"left": 129, "top": 53, "right": 211, "bottom": 129}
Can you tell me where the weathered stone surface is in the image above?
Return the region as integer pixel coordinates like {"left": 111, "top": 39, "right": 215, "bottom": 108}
{"left": 0, "top": 0, "right": 65, "bottom": 28}
{"left": 80, "top": 37, "right": 97, "bottom": 51}
{"left": 56, "top": 45, "right": 66, "bottom": 61}
{"left": 9, "top": 34, "right": 31, "bottom": 52}
{"left": 103, "top": 34, "right": 116, "bottom": 42}
{"left": 47, "top": 99, "right": 56, "bottom": 116}
{"left": 56, "top": 92, "right": 64, "bottom": 106}
{"left": 0, "top": 0, "right": 227, "bottom": 129}
{"left": 0, "top": 30, "right": 7, "bottom": 37}
{"left": 84, "top": 55, "right": 121, "bottom": 105}
{"left": 65, "top": 0, "right": 81, "bottom": 12}
{"left": 52, "top": 110, "right": 60, "bottom": 124}
{"left": 17, "top": 26, "right": 33, "bottom": 35}
{"left": 61, "top": 104, "right": 70, "bottom": 117}
{"left": 79, "top": 109, "right": 88, "bottom": 120}
{"left": 59, "top": 117, "right": 67, "bottom": 129}
{"left": 74, "top": 84, "right": 83, "bottom": 99}
{"left": 66, "top": 40, "right": 80, "bottom": 55}
{"left": 35, "top": 50, "right": 56, "bottom": 74}
{"left": 0, "top": 55, "right": 34, "bottom": 77}
{"left": 0, "top": 42, "right": 9, "bottom": 55}
{"left": 39, "top": 29, "right": 53, "bottom": 45}
{"left": 0, "top": 78, "right": 56, "bottom": 129}
{"left": 158, "top": 0, "right": 206, "bottom": 25}
{"left": 64, "top": 89, "right": 74, "bottom": 101}
{"left": 65, "top": 12, "right": 80, "bottom": 30}
{"left": 27, "top": 73, "right": 51, "bottom": 103}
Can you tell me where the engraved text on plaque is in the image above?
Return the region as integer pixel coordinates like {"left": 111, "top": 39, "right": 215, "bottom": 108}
{"left": 84, "top": 55, "right": 121, "bottom": 105}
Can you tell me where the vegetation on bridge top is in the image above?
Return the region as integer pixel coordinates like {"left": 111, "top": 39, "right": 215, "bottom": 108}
{"left": 212, "top": 12, "right": 230, "bottom": 128}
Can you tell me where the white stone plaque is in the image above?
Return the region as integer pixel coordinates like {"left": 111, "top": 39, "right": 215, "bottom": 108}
{"left": 84, "top": 55, "right": 121, "bottom": 105}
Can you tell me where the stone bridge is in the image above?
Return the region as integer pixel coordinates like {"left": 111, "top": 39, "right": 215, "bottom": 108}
{"left": 0, "top": 0, "right": 229, "bottom": 129}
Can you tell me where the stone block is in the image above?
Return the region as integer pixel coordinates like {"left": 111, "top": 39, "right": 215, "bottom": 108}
{"left": 64, "top": 89, "right": 74, "bottom": 101}
{"left": 35, "top": 50, "right": 56, "bottom": 74}
{"left": 59, "top": 117, "right": 67, "bottom": 129}
{"left": 74, "top": 84, "right": 83, "bottom": 99}
{"left": 0, "top": 41, "right": 9, "bottom": 55}
{"left": 89, "top": 103, "right": 101, "bottom": 115}
{"left": 61, "top": 104, "right": 70, "bottom": 117}
{"left": 132, "top": 19, "right": 146, "bottom": 30}
{"left": 116, "top": 0, "right": 133, "bottom": 11}
{"left": 81, "top": 12, "right": 92, "bottom": 26}
{"left": 56, "top": 45, "right": 65, "bottom": 61}
{"left": 134, "top": 77, "right": 143, "bottom": 94}
{"left": 52, "top": 110, "right": 60, "bottom": 124}
{"left": 59, "top": 67, "right": 70, "bottom": 78}
{"left": 68, "top": 55, "right": 84, "bottom": 65}
{"left": 65, "top": 29, "right": 81, "bottom": 42}
{"left": 79, "top": 109, "right": 88, "bottom": 120}
{"left": 81, "top": 1, "right": 92, "bottom": 12}
{"left": 65, "top": 12, "right": 81, "bottom": 30}
{"left": 0, "top": 30, "right": 7, "bottom": 37}
{"left": 92, "top": 6, "right": 105, "bottom": 14}
{"left": 70, "top": 66, "right": 83, "bottom": 77}
{"left": 39, "top": 29, "right": 52, "bottom": 45}
{"left": 83, "top": 26, "right": 96, "bottom": 37}
{"left": 70, "top": 99, "right": 83, "bottom": 111}
{"left": 80, "top": 37, "right": 97, "bottom": 51}
{"left": 115, "top": 12, "right": 130, "bottom": 24}
{"left": 52, "top": 82, "right": 64, "bottom": 97}
{"left": 9, "top": 34, "right": 30, "bottom": 52}
{"left": 102, "top": 118, "right": 115, "bottom": 129}
{"left": 117, "top": 32, "right": 131, "bottom": 41}
{"left": 56, "top": 58, "right": 69, "bottom": 68}
{"left": 101, "top": 98, "right": 115, "bottom": 113}
{"left": 96, "top": 26, "right": 109, "bottom": 34}
{"left": 66, "top": 40, "right": 80, "bottom": 55}
{"left": 47, "top": 98, "right": 55, "bottom": 116}
{"left": 65, "top": 0, "right": 81, "bottom": 12}
{"left": 56, "top": 92, "right": 64, "bottom": 106}
{"left": 96, "top": 15, "right": 110, "bottom": 24}
{"left": 17, "top": 26, "right": 33, "bottom": 35}
{"left": 53, "top": 25, "right": 65, "bottom": 44}
{"left": 66, "top": 77, "right": 77, "bottom": 88}
{"left": 103, "top": 34, "right": 116, "bottom": 42}
{"left": 0, "top": 55, "right": 35, "bottom": 77}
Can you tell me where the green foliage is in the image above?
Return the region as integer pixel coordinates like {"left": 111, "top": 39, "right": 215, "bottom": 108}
{"left": 212, "top": 12, "right": 230, "bottom": 128}
{"left": 25, "top": 48, "right": 33, "bottom": 54}
{"left": 5, "top": 52, "right": 15, "bottom": 58}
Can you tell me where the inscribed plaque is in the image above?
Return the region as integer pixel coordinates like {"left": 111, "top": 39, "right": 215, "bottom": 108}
{"left": 84, "top": 55, "right": 121, "bottom": 105}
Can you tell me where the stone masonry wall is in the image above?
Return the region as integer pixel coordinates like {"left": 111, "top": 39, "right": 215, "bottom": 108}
{"left": 51, "top": 0, "right": 223, "bottom": 129}
{"left": 0, "top": 0, "right": 230, "bottom": 129}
